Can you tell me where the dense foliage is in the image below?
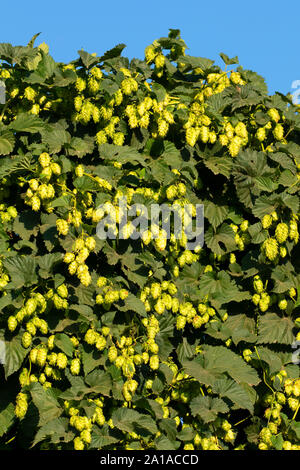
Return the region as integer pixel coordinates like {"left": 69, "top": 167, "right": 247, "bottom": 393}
{"left": 0, "top": 30, "right": 299, "bottom": 450}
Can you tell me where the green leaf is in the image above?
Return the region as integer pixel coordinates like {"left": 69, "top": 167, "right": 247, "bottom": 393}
{"left": 3, "top": 255, "right": 38, "bottom": 288}
{"left": 213, "top": 376, "right": 256, "bottom": 412}
{"left": 252, "top": 195, "right": 277, "bottom": 218}
{"left": 30, "top": 383, "right": 62, "bottom": 426}
{"left": 77, "top": 50, "right": 99, "bottom": 68}
{"left": 222, "top": 314, "right": 257, "bottom": 345}
{"left": 271, "top": 265, "right": 295, "bottom": 294}
{"left": 253, "top": 347, "right": 283, "bottom": 375}
{"left": 203, "top": 345, "right": 260, "bottom": 386}
{"left": 13, "top": 211, "right": 40, "bottom": 241}
{"left": 0, "top": 396, "right": 15, "bottom": 437}
{"left": 85, "top": 370, "right": 112, "bottom": 396}
{"left": 219, "top": 53, "right": 239, "bottom": 65}
{"left": 198, "top": 271, "right": 250, "bottom": 305}
{"left": 74, "top": 175, "right": 99, "bottom": 192}
{"left": 154, "top": 434, "right": 179, "bottom": 450}
{"left": 205, "top": 201, "right": 228, "bottom": 230}
{"left": 0, "top": 131, "right": 15, "bottom": 155}
{"left": 8, "top": 113, "right": 44, "bottom": 133}
{"left": 32, "top": 417, "right": 72, "bottom": 447}
{"left": 37, "top": 253, "right": 62, "bottom": 278}
{"left": 91, "top": 427, "right": 119, "bottom": 449}
{"left": 257, "top": 313, "right": 294, "bottom": 345}
{"left": 4, "top": 331, "right": 29, "bottom": 378}
{"left": 202, "top": 156, "right": 232, "bottom": 178}
{"left": 54, "top": 333, "right": 74, "bottom": 357}
{"left": 178, "top": 55, "right": 214, "bottom": 71}
{"left": 41, "top": 127, "right": 70, "bottom": 154}
{"left": 204, "top": 224, "right": 236, "bottom": 256}
{"left": 117, "top": 293, "right": 146, "bottom": 317}
{"left": 158, "top": 418, "right": 177, "bottom": 441}
{"left": 190, "top": 396, "right": 229, "bottom": 423}
{"left": 81, "top": 345, "right": 104, "bottom": 376}
{"left": 100, "top": 44, "right": 126, "bottom": 62}
{"left": 112, "top": 408, "right": 157, "bottom": 435}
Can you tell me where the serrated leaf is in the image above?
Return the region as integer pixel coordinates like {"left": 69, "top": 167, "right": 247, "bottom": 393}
{"left": 30, "top": 383, "right": 62, "bottom": 426}
{"left": 3, "top": 255, "right": 38, "bottom": 288}
{"left": 204, "top": 223, "right": 236, "bottom": 256}
{"left": 85, "top": 369, "right": 112, "bottom": 396}
{"left": 222, "top": 314, "right": 257, "bottom": 345}
{"left": 219, "top": 53, "right": 239, "bottom": 65}
{"left": 117, "top": 293, "right": 146, "bottom": 317}
{"left": 8, "top": 113, "right": 44, "bottom": 133}
{"left": 213, "top": 376, "right": 256, "bottom": 412}
{"left": 203, "top": 345, "right": 260, "bottom": 386}
{"left": 112, "top": 408, "right": 156, "bottom": 435}
{"left": 190, "top": 396, "right": 229, "bottom": 423}
{"left": 205, "top": 200, "right": 228, "bottom": 229}
{"left": 54, "top": 333, "right": 74, "bottom": 357}
{"left": 257, "top": 313, "right": 294, "bottom": 345}
{"left": 37, "top": 253, "right": 62, "bottom": 278}
{"left": 0, "top": 399, "right": 15, "bottom": 437}
{"left": 0, "top": 131, "right": 15, "bottom": 155}
{"left": 4, "top": 331, "right": 29, "bottom": 378}
{"left": 13, "top": 211, "right": 40, "bottom": 241}
{"left": 202, "top": 156, "right": 232, "bottom": 178}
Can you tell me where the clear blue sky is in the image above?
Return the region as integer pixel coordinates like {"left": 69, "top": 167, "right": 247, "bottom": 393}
{"left": 1, "top": 0, "right": 299, "bottom": 96}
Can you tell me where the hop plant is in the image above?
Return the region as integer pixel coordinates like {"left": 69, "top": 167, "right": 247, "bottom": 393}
{"left": 263, "top": 238, "right": 278, "bottom": 261}
{"left": 15, "top": 393, "right": 28, "bottom": 419}
{"left": 70, "top": 358, "right": 81, "bottom": 375}
{"left": 275, "top": 223, "right": 289, "bottom": 243}
{"left": 56, "top": 219, "right": 69, "bottom": 236}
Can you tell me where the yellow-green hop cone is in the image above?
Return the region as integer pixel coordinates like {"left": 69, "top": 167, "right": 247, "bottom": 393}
{"left": 74, "top": 437, "right": 85, "bottom": 451}
{"left": 70, "top": 358, "right": 81, "bottom": 375}
{"left": 149, "top": 355, "right": 159, "bottom": 370}
{"left": 240, "top": 220, "right": 249, "bottom": 232}
{"left": 263, "top": 238, "right": 278, "bottom": 261}
{"left": 145, "top": 45, "right": 156, "bottom": 63}
{"left": 243, "top": 349, "right": 252, "bottom": 362}
{"left": 57, "top": 283, "right": 68, "bottom": 299}
{"left": 176, "top": 315, "right": 186, "bottom": 330}
{"left": 186, "top": 127, "right": 198, "bottom": 147}
{"left": 108, "top": 346, "right": 118, "bottom": 363}
{"left": 36, "top": 347, "right": 48, "bottom": 367}
{"left": 289, "top": 287, "right": 297, "bottom": 298}
{"left": 39, "top": 152, "right": 51, "bottom": 168}
{"left": 252, "top": 293, "right": 260, "bottom": 306}
{"left": 75, "top": 77, "right": 86, "bottom": 93}
{"left": 273, "top": 124, "right": 284, "bottom": 141}
{"left": 253, "top": 276, "right": 264, "bottom": 294}
{"left": 56, "top": 219, "right": 69, "bottom": 236}
{"left": 56, "top": 352, "right": 68, "bottom": 369}
{"left": 155, "top": 54, "right": 165, "bottom": 69}
{"left": 256, "top": 127, "right": 266, "bottom": 141}
{"left": 8, "top": 315, "right": 18, "bottom": 332}
{"left": 279, "top": 246, "right": 287, "bottom": 258}
{"left": 21, "top": 332, "right": 32, "bottom": 348}
{"left": 268, "top": 108, "right": 280, "bottom": 122}
{"left": 15, "top": 393, "right": 28, "bottom": 419}
{"left": 275, "top": 223, "right": 289, "bottom": 244}
{"left": 278, "top": 298, "right": 287, "bottom": 310}
{"left": 228, "top": 140, "right": 240, "bottom": 157}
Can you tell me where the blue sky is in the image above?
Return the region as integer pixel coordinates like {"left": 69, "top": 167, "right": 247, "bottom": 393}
{"left": 1, "top": 0, "right": 299, "bottom": 96}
